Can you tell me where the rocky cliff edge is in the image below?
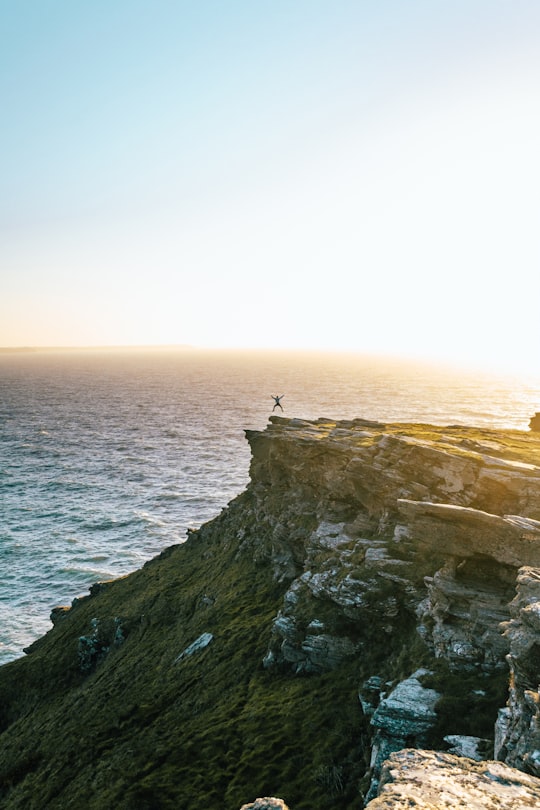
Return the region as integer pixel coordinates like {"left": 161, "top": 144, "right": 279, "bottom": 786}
{"left": 0, "top": 416, "right": 539, "bottom": 809}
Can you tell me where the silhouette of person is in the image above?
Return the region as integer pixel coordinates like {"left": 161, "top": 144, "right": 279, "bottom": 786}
{"left": 271, "top": 394, "right": 284, "bottom": 412}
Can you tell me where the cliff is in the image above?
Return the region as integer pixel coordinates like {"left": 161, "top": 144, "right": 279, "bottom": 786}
{"left": 1, "top": 416, "right": 540, "bottom": 809}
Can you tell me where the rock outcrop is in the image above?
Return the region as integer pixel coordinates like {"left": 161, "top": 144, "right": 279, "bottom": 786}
{"left": 365, "top": 748, "right": 540, "bottom": 809}
{"left": 247, "top": 430, "right": 531, "bottom": 698}
{"left": 365, "top": 669, "right": 440, "bottom": 801}
{"left": 495, "top": 566, "right": 540, "bottom": 775}
{"left": 1, "top": 416, "right": 540, "bottom": 808}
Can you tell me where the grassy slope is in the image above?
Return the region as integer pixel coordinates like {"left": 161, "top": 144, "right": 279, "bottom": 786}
{"left": 0, "top": 494, "right": 368, "bottom": 809}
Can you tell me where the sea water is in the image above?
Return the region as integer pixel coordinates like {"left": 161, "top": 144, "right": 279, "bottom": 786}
{"left": 1, "top": 347, "right": 539, "bottom": 665}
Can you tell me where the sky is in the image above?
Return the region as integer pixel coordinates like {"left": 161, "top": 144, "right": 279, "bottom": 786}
{"left": 1, "top": 0, "right": 540, "bottom": 372}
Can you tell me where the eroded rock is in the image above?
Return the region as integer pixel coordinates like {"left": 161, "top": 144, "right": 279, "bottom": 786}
{"left": 77, "top": 616, "right": 125, "bottom": 673}
{"left": 444, "top": 734, "right": 492, "bottom": 760}
{"left": 366, "top": 670, "right": 440, "bottom": 801}
{"left": 365, "top": 748, "right": 540, "bottom": 809}
{"left": 495, "top": 566, "right": 540, "bottom": 776}
{"left": 419, "top": 556, "right": 514, "bottom": 671}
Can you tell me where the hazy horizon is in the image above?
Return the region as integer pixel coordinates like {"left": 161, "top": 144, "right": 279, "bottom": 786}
{"left": 2, "top": 342, "right": 539, "bottom": 382}
{"left": 2, "top": 1, "right": 539, "bottom": 375}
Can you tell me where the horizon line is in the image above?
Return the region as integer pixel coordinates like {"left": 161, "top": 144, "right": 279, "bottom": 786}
{"left": 0, "top": 344, "right": 531, "bottom": 375}
{"left": 0, "top": 343, "right": 410, "bottom": 355}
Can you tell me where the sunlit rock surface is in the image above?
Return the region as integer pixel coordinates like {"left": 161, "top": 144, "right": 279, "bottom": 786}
{"left": 365, "top": 748, "right": 540, "bottom": 809}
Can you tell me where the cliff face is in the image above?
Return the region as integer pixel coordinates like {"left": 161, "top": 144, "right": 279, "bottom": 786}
{"left": 246, "top": 417, "right": 540, "bottom": 802}
{"left": 1, "top": 416, "right": 540, "bottom": 809}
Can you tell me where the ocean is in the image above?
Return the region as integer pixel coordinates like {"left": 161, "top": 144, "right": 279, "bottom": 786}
{"left": 1, "top": 347, "right": 539, "bottom": 665}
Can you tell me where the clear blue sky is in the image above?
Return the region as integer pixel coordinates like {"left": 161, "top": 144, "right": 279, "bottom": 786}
{"left": 2, "top": 0, "right": 540, "bottom": 371}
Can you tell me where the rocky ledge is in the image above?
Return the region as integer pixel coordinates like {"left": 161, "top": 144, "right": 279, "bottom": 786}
{"left": 368, "top": 748, "right": 540, "bottom": 809}
{"left": 1, "top": 416, "right": 540, "bottom": 809}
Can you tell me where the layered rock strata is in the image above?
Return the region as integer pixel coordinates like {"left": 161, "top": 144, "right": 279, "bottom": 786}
{"left": 495, "top": 566, "right": 540, "bottom": 776}
{"left": 250, "top": 417, "right": 540, "bottom": 673}
{"left": 246, "top": 417, "right": 540, "bottom": 794}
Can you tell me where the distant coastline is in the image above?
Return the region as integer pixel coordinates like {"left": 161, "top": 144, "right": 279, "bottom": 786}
{"left": 0, "top": 346, "right": 38, "bottom": 353}
{"left": 0, "top": 344, "right": 194, "bottom": 354}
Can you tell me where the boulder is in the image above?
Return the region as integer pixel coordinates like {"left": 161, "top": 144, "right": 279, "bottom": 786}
{"left": 174, "top": 632, "right": 214, "bottom": 663}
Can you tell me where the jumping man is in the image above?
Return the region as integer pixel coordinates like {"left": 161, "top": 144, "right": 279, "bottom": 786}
{"left": 271, "top": 394, "right": 284, "bottom": 412}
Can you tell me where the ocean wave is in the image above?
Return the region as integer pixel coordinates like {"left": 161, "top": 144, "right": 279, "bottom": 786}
{"left": 80, "top": 516, "right": 138, "bottom": 531}
{"left": 134, "top": 510, "right": 169, "bottom": 527}
{"left": 60, "top": 565, "right": 117, "bottom": 579}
